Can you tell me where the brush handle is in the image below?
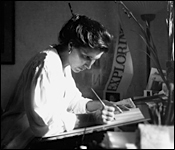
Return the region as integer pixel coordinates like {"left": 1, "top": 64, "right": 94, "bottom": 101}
{"left": 91, "top": 88, "right": 106, "bottom": 107}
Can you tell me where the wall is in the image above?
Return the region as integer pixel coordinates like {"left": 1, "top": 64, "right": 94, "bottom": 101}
{"left": 1, "top": 1, "right": 168, "bottom": 109}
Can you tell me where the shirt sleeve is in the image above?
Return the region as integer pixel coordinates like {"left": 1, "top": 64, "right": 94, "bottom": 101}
{"left": 68, "top": 86, "right": 93, "bottom": 114}
{"left": 65, "top": 66, "right": 93, "bottom": 114}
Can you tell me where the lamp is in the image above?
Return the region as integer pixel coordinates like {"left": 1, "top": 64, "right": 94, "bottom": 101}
{"left": 140, "top": 14, "right": 155, "bottom": 82}
{"left": 122, "top": 1, "right": 167, "bottom": 81}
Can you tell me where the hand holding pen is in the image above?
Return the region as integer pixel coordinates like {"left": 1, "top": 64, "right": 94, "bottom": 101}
{"left": 91, "top": 88, "right": 123, "bottom": 123}
{"left": 91, "top": 88, "right": 123, "bottom": 113}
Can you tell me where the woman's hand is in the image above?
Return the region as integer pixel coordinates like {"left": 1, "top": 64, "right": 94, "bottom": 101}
{"left": 86, "top": 100, "right": 122, "bottom": 124}
{"left": 100, "top": 105, "right": 116, "bottom": 124}
{"left": 95, "top": 100, "right": 124, "bottom": 124}
{"left": 102, "top": 100, "right": 122, "bottom": 114}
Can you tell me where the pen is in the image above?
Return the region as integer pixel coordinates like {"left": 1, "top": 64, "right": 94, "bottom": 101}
{"left": 91, "top": 88, "right": 123, "bottom": 113}
{"left": 91, "top": 88, "right": 106, "bottom": 107}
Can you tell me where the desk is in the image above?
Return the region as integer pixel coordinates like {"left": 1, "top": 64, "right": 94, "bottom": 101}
{"left": 118, "top": 103, "right": 150, "bottom": 132}
{"left": 28, "top": 131, "right": 107, "bottom": 149}
{"left": 28, "top": 104, "right": 150, "bottom": 149}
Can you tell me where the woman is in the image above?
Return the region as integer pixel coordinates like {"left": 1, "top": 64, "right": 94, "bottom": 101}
{"left": 1, "top": 14, "right": 117, "bottom": 149}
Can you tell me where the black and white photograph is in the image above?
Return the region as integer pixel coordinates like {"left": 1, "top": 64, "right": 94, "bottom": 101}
{"left": 1, "top": 1, "right": 174, "bottom": 149}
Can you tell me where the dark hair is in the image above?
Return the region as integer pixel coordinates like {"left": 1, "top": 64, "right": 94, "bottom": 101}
{"left": 58, "top": 14, "right": 113, "bottom": 53}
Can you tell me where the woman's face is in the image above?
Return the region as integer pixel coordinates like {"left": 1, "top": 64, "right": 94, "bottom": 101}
{"left": 68, "top": 47, "right": 104, "bottom": 73}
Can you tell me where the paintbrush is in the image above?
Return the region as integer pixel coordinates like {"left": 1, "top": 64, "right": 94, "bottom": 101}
{"left": 91, "top": 88, "right": 123, "bottom": 113}
{"left": 91, "top": 88, "right": 106, "bottom": 107}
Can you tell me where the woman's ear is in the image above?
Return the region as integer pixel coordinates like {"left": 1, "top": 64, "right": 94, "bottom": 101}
{"left": 68, "top": 42, "right": 73, "bottom": 54}
{"left": 68, "top": 42, "right": 73, "bottom": 50}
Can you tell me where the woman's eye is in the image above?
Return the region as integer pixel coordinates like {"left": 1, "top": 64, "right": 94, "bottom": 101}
{"left": 83, "top": 54, "right": 91, "bottom": 60}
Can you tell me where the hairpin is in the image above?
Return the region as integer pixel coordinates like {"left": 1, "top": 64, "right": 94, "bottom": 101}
{"left": 68, "top": 3, "right": 79, "bottom": 21}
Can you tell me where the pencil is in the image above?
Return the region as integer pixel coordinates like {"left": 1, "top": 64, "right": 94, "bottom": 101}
{"left": 91, "top": 88, "right": 106, "bottom": 107}
{"left": 91, "top": 88, "right": 123, "bottom": 113}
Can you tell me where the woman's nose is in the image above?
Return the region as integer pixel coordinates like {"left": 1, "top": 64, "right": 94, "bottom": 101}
{"left": 85, "top": 60, "right": 95, "bottom": 69}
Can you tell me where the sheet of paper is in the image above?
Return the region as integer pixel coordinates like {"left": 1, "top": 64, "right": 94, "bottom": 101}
{"left": 114, "top": 98, "right": 136, "bottom": 109}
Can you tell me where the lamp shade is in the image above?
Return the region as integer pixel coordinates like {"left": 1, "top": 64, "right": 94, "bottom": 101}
{"left": 122, "top": 1, "right": 167, "bottom": 15}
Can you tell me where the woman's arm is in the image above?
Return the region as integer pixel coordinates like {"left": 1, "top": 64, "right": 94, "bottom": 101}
{"left": 86, "top": 100, "right": 103, "bottom": 112}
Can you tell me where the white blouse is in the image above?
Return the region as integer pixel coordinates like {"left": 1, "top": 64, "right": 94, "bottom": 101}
{"left": 1, "top": 47, "right": 92, "bottom": 148}
{"left": 31, "top": 48, "right": 92, "bottom": 137}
